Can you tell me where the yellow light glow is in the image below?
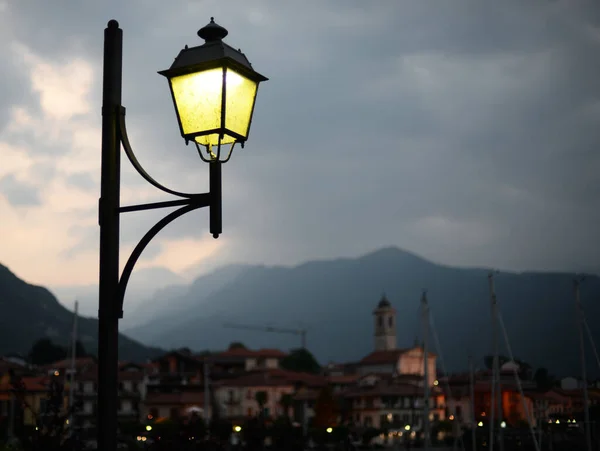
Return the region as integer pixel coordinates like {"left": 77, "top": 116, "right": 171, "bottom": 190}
{"left": 234, "top": 425, "right": 242, "bottom": 432}
{"left": 433, "top": 380, "right": 439, "bottom": 386}
{"left": 170, "top": 67, "right": 257, "bottom": 147}
{"left": 326, "top": 427, "right": 333, "bottom": 433}
{"left": 171, "top": 68, "right": 222, "bottom": 142}
{"left": 500, "top": 421, "right": 506, "bottom": 428}
{"left": 224, "top": 69, "right": 257, "bottom": 139}
{"left": 404, "top": 425, "right": 411, "bottom": 431}
{"left": 146, "top": 425, "right": 152, "bottom": 431}
{"left": 449, "top": 415, "right": 454, "bottom": 421}
{"left": 478, "top": 421, "right": 483, "bottom": 427}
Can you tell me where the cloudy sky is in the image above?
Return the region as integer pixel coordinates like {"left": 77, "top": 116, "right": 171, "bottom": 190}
{"left": 1, "top": 0, "right": 599, "bottom": 307}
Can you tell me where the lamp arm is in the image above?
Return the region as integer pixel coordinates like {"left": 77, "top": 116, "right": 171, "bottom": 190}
{"left": 116, "top": 198, "right": 210, "bottom": 317}
{"left": 118, "top": 106, "right": 197, "bottom": 199}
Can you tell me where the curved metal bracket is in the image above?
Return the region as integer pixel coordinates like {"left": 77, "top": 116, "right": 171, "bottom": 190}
{"left": 116, "top": 198, "right": 210, "bottom": 317}
{"left": 118, "top": 106, "right": 197, "bottom": 199}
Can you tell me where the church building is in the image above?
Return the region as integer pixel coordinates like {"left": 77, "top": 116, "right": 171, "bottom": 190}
{"left": 356, "top": 294, "right": 437, "bottom": 388}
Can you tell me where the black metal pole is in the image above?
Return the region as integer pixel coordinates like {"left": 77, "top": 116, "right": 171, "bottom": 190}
{"left": 98, "top": 19, "right": 122, "bottom": 451}
{"left": 209, "top": 160, "right": 222, "bottom": 238}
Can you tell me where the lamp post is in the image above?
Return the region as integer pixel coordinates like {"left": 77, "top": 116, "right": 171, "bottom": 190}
{"left": 97, "top": 18, "right": 267, "bottom": 451}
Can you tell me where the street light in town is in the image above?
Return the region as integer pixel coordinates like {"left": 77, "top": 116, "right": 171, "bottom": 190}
{"left": 98, "top": 18, "right": 267, "bottom": 451}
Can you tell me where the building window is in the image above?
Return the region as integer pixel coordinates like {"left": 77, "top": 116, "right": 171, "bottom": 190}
{"left": 388, "top": 316, "right": 393, "bottom": 327}
{"left": 378, "top": 316, "right": 383, "bottom": 327}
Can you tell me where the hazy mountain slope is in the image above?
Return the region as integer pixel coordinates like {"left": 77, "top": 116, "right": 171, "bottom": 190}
{"left": 0, "top": 264, "right": 164, "bottom": 361}
{"left": 122, "top": 264, "right": 253, "bottom": 339}
{"left": 51, "top": 266, "right": 187, "bottom": 319}
{"left": 126, "top": 247, "right": 600, "bottom": 376}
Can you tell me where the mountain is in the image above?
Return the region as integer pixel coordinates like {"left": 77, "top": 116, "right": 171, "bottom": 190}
{"left": 50, "top": 266, "right": 187, "bottom": 320}
{"left": 0, "top": 263, "right": 164, "bottom": 361}
{"left": 123, "top": 264, "right": 253, "bottom": 337}
{"left": 124, "top": 247, "right": 600, "bottom": 377}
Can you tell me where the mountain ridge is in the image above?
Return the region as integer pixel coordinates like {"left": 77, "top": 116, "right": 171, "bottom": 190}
{"left": 0, "top": 263, "right": 164, "bottom": 362}
{"left": 123, "top": 246, "right": 600, "bottom": 377}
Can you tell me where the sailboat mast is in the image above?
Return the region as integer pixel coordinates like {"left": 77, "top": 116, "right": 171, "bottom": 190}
{"left": 421, "top": 290, "right": 431, "bottom": 449}
{"left": 469, "top": 355, "right": 477, "bottom": 451}
{"left": 574, "top": 278, "right": 593, "bottom": 451}
{"left": 204, "top": 360, "right": 210, "bottom": 431}
{"left": 69, "top": 300, "right": 79, "bottom": 434}
{"left": 489, "top": 273, "right": 504, "bottom": 451}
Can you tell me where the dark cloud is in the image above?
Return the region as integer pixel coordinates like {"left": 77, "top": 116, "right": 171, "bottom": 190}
{"left": 3, "top": 0, "right": 600, "bottom": 278}
{"left": 0, "top": 174, "right": 41, "bottom": 206}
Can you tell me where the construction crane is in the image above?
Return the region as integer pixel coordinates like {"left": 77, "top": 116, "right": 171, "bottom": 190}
{"left": 223, "top": 322, "right": 308, "bottom": 349}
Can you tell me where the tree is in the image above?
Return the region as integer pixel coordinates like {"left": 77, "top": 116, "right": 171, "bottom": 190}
{"left": 243, "top": 416, "right": 266, "bottom": 451}
{"left": 10, "top": 371, "right": 82, "bottom": 451}
{"left": 337, "top": 396, "right": 353, "bottom": 424}
{"left": 255, "top": 391, "right": 268, "bottom": 416}
{"left": 534, "top": 367, "right": 556, "bottom": 390}
{"left": 313, "top": 385, "right": 337, "bottom": 428}
{"left": 74, "top": 340, "right": 89, "bottom": 358}
{"left": 228, "top": 342, "right": 247, "bottom": 350}
{"left": 280, "top": 393, "right": 293, "bottom": 418}
{"left": 483, "top": 355, "right": 510, "bottom": 370}
{"left": 280, "top": 348, "right": 321, "bottom": 374}
{"left": 28, "top": 338, "right": 67, "bottom": 365}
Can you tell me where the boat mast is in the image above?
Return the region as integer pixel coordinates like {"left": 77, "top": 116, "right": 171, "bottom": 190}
{"left": 421, "top": 290, "right": 431, "bottom": 450}
{"left": 489, "top": 273, "right": 504, "bottom": 451}
{"left": 68, "top": 300, "right": 79, "bottom": 435}
{"left": 204, "top": 359, "right": 211, "bottom": 435}
{"left": 574, "top": 277, "right": 593, "bottom": 451}
{"left": 469, "top": 355, "right": 477, "bottom": 451}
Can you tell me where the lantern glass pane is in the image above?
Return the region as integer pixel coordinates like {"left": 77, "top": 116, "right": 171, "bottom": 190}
{"left": 224, "top": 68, "right": 258, "bottom": 139}
{"left": 170, "top": 68, "right": 223, "bottom": 143}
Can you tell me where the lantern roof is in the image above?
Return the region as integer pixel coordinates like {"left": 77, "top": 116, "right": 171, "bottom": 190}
{"left": 160, "top": 18, "right": 268, "bottom": 82}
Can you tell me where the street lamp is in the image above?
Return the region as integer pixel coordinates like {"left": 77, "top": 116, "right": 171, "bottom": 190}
{"left": 97, "top": 19, "right": 267, "bottom": 451}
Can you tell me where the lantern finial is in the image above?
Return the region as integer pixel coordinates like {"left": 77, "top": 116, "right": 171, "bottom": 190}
{"left": 198, "top": 18, "right": 229, "bottom": 42}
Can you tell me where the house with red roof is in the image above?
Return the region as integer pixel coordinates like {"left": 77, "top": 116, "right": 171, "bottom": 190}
{"left": 0, "top": 374, "right": 52, "bottom": 428}
{"left": 204, "top": 347, "right": 288, "bottom": 374}
{"left": 344, "top": 372, "right": 446, "bottom": 429}
{"left": 212, "top": 368, "right": 326, "bottom": 420}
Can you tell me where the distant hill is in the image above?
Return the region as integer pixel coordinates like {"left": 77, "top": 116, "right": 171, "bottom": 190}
{"left": 123, "top": 247, "right": 600, "bottom": 377}
{"left": 0, "top": 263, "right": 164, "bottom": 362}
{"left": 51, "top": 266, "right": 187, "bottom": 320}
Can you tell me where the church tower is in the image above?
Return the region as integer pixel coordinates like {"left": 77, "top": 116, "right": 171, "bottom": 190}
{"left": 373, "top": 294, "right": 397, "bottom": 351}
